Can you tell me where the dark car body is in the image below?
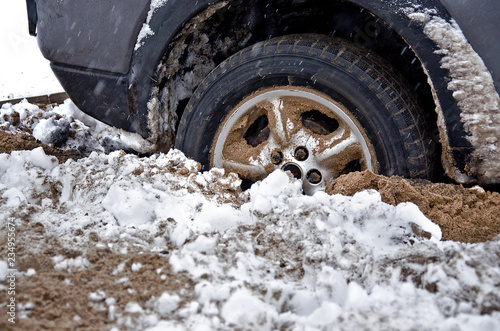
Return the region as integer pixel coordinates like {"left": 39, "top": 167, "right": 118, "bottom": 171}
{"left": 28, "top": 0, "right": 500, "bottom": 184}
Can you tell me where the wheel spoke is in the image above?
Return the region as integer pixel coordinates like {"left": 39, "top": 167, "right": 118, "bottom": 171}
{"left": 266, "top": 98, "right": 288, "bottom": 143}
{"left": 316, "top": 128, "right": 364, "bottom": 171}
{"left": 221, "top": 135, "right": 276, "bottom": 180}
{"left": 222, "top": 160, "right": 269, "bottom": 180}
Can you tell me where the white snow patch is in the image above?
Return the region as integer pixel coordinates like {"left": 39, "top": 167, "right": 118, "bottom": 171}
{"left": 88, "top": 290, "right": 106, "bottom": 302}
{"left": 26, "top": 268, "right": 36, "bottom": 276}
{"left": 135, "top": 23, "right": 155, "bottom": 51}
{"left": 102, "top": 181, "right": 156, "bottom": 226}
{"left": 2, "top": 187, "right": 27, "bottom": 207}
{"left": 221, "top": 288, "right": 278, "bottom": 329}
{"left": 184, "top": 235, "right": 218, "bottom": 255}
{"left": 131, "top": 263, "right": 143, "bottom": 272}
{"left": 145, "top": 321, "right": 184, "bottom": 331}
{"left": 153, "top": 292, "right": 181, "bottom": 316}
{"left": 29, "top": 147, "right": 58, "bottom": 171}
{"left": 125, "top": 302, "right": 144, "bottom": 314}
{"left": 52, "top": 256, "right": 91, "bottom": 272}
{"left": 134, "top": 0, "right": 170, "bottom": 51}
{"left": 0, "top": 261, "right": 8, "bottom": 281}
{"left": 112, "top": 262, "right": 126, "bottom": 275}
{"left": 147, "top": 0, "right": 170, "bottom": 24}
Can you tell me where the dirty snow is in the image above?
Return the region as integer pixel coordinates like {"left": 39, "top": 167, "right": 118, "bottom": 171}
{"left": 406, "top": 7, "right": 500, "bottom": 183}
{"left": 145, "top": 2, "right": 238, "bottom": 151}
{"left": 1, "top": 100, "right": 499, "bottom": 330}
{"left": 146, "top": 36, "right": 218, "bottom": 151}
{"left": 1, "top": 99, "right": 155, "bottom": 155}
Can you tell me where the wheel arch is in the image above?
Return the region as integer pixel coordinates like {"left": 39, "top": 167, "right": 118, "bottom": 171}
{"left": 128, "top": 0, "right": 471, "bottom": 182}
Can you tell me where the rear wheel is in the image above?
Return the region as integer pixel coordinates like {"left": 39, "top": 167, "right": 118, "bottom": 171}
{"left": 176, "top": 35, "right": 436, "bottom": 193}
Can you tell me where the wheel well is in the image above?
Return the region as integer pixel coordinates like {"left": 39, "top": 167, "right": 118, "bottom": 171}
{"left": 151, "top": 0, "right": 441, "bottom": 175}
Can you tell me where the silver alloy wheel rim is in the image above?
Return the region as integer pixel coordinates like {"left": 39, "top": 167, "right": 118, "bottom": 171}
{"left": 212, "top": 88, "right": 375, "bottom": 195}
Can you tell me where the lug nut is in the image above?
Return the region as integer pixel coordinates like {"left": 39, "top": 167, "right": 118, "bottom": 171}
{"left": 306, "top": 169, "right": 322, "bottom": 184}
{"left": 271, "top": 151, "right": 283, "bottom": 165}
{"left": 294, "top": 147, "right": 309, "bottom": 161}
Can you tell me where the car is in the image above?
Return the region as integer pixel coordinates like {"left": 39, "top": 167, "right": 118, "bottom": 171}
{"left": 28, "top": 0, "right": 500, "bottom": 193}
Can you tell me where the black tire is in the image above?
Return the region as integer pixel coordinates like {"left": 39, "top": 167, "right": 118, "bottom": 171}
{"left": 176, "top": 34, "right": 436, "bottom": 181}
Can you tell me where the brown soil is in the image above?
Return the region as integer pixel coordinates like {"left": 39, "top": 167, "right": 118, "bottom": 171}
{"left": 0, "top": 220, "right": 192, "bottom": 331}
{"left": 11, "top": 252, "right": 191, "bottom": 331}
{"left": 0, "top": 130, "right": 81, "bottom": 163}
{"left": 327, "top": 170, "right": 500, "bottom": 243}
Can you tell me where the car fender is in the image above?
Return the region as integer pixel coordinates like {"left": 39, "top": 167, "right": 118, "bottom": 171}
{"left": 130, "top": 0, "right": 499, "bottom": 183}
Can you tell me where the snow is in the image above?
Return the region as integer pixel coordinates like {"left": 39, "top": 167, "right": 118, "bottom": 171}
{"left": 2, "top": 187, "right": 26, "bottom": 207}
{"left": 135, "top": 23, "right": 155, "bottom": 51}
{"left": 406, "top": 7, "right": 500, "bottom": 183}
{"left": 153, "top": 292, "right": 181, "bottom": 315}
{"left": 134, "top": 0, "right": 170, "bottom": 50}
{"left": 131, "top": 263, "right": 143, "bottom": 272}
{"left": 25, "top": 268, "right": 36, "bottom": 277}
{"left": 32, "top": 118, "right": 70, "bottom": 146}
{"left": 0, "top": 2, "right": 62, "bottom": 99}
{"left": 103, "top": 182, "right": 157, "bottom": 226}
{"left": 0, "top": 3, "right": 499, "bottom": 328}
{"left": 88, "top": 290, "right": 107, "bottom": 302}
{"left": 147, "top": 0, "right": 170, "bottom": 24}
{"left": 1, "top": 99, "right": 155, "bottom": 155}
{"left": 0, "top": 260, "right": 7, "bottom": 281}
{"left": 29, "top": 147, "right": 58, "bottom": 170}
{"left": 221, "top": 288, "right": 277, "bottom": 328}
{"left": 125, "top": 302, "right": 144, "bottom": 314}
{"left": 52, "top": 256, "right": 91, "bottom": 272}
{"left": 0, "top": 98, "right": 499, "bottom": 329}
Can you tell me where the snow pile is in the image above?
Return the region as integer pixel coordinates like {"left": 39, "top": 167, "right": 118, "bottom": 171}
{"left": 0, "top": 143, "right": 498, "bottom": 329}
{"left": 0, "top": 99, "right": 155, "bottom": 154}
{"left": 406, "top": 6, "right": 500, "bottom": 183}
{"left": 0, "top": 147, "right": 243, "bottom": 248}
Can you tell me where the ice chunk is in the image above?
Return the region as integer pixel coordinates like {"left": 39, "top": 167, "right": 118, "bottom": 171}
{"left": 102, "top": 182, "right": 156, "bottom": 225}
{"left": 29, "top": 147, "right": 58, "bottom": 170}
{"left": 154, "top": 292, "right": 181, "bottom": 316}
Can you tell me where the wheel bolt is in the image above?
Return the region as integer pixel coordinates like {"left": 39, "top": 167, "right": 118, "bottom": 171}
{"left": 271, "top": 151, "right": 283, "bottom": 165}
{"left": 294, "top": 147, "right": 309, "bottom": 161}
{"left": 306, "top": 169, "right": 322, "bottom": 184}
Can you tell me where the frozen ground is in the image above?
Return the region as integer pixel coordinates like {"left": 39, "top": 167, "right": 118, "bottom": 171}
{"left": 0, "top": 2, "right": 63, "bottom": 99}
{"left": 0, "top": 99, "right": 498, "bottom": 330}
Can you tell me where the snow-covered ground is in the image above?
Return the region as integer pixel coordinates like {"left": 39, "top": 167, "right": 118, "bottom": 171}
{"left": 0, "top": 99, "right": 499, "bottom": 330}
{"left": 0, "top": 2, "right": 62, "bottom": 99}
{"left": 0, "top": 3, "right": 499, "bottom": 330}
